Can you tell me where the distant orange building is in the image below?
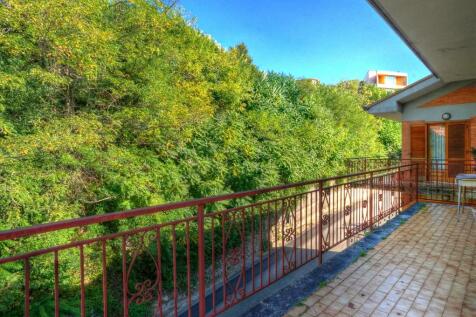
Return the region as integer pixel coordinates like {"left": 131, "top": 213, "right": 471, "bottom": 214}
{"left": 364, "top": 70, "right": 408, "bottom": 90}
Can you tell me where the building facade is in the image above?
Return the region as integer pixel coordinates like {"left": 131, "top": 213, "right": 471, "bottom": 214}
{"left": 364, "top": 70, "right": 408, "bottom": 90}
{"left": 368, "top": 75, "right": 476, "bottom": 177}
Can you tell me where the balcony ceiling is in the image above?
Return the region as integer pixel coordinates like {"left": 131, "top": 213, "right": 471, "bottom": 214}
{"left": 368, "top": 0, "right": 476, "bottom": 83}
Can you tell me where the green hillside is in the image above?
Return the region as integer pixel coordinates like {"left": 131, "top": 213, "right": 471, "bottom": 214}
{"left": 0, "top": 1, "right": 400, "bottom": 315}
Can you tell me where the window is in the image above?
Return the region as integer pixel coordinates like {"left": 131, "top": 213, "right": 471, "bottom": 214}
{"left": 429, "top": 124, "right": 446, "bottom": 171}
{"left": 385, "top": 75, "right": 396, "bottom": 86}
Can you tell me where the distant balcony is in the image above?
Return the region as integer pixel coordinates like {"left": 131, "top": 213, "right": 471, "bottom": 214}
{"left": 347, "top": 158, "right": 476, "bottom": 206}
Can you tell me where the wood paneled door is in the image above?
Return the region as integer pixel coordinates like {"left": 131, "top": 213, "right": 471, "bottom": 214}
{"left": 409, "top": 121, "right": 469, "bottom": 179}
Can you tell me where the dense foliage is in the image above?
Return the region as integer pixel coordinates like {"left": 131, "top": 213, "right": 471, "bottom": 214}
{"left": 0, "top": 0, "right": 400, "bottom": 315}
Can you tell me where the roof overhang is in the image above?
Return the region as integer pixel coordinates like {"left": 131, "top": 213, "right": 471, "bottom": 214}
{"left": 367, "top": 0, "right": 476, "bottom": 83}
{"left": 366, "top": 0, "right": 476, "bottom": 120}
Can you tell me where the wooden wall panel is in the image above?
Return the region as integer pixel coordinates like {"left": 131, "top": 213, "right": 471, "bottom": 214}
{"left": 402, "top": 121, "right": 411, "bottom": 160}
{"left": 421, "top": 83, "right": 476, "bottom": 107}
{"left": 471, "top": 116, "right": 476, "bottom": 161}
{"left": 410, "top": 125, "right": 426, "bottom": 159}
{"left": 447, "top": 124, "right": 466, "bottom": 159}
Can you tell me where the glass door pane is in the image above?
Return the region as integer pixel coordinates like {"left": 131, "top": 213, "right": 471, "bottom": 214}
{"left": 429, "top": 125, "right": 446, "bottom": 171}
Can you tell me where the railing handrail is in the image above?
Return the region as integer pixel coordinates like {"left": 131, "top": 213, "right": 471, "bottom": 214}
{"left": 0, "top": 164, "right": 416, "bottom": 242}
{"left": 347, "top": 157, "right": 474, "bottom": 162}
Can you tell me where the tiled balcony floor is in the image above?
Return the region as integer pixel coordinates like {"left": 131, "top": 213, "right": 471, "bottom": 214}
{"left": 286, "top": 204, "right": 476, "bottom": 317}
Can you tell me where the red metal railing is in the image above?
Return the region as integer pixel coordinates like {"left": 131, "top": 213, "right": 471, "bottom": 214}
{"left": 346, "top": 157, "right": 402, "bottom": 174}
{"left": 0, "top": 164, "right": 418, "bottom": 317}
{"left": 347, "top": 158, "right": 476, "bottom": 205}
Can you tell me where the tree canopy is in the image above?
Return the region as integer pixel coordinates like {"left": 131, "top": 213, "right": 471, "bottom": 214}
{"left": 0, "top": 0, "right": 399, "bottom": 227}
{"left": 0, "top": 1, "right": 400, "bottom": 315}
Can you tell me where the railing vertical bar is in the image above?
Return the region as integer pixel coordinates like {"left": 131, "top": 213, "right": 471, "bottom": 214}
{"left": 211, "top": 216, "right": 216, "bottom": 314}
{"left": 172, "top": 226, "right": 178, "bottom": 317}
{"left": 415, "top": 164, "right": 419, "bottom": 203}
{"left": 259, "top": 205, "right": 263, "bottom": 289}
{"left": 314, "top": 189, "right": 318, "bottom": 258}
{"left": 54, "top": 250, "right": 60, "bottom": 317}
{"left": 186, "top": 222, "right": 192, "bottom": 317}
{"left": 122, "top": 236, "right": 129, "bottom": 317}
{"left": 381, "top": 175, "right": 384, "bottom": 221}
{"left": 350, "top": 183, "right": 354, "bottom": 235}
{"left": 385, "top": 173, "right": 387, "bottom": 210}
{"left": 357, "top": 180, "right": 361, "bottom": 228}
{"left": 294, "top": 194, "right": 298, "bottom": 265}
{"left": 267, "top": 201, "right": 271, "bottom": 286}
{"left": 101, "top": 240, "right": 108, "bottom": 317}
{"left": 221, "top": 212, "right": 227, "bottom": 308}
{"left": 329, "top": 186, "right": 332, "bottom": 249}
{"left": 339, "top": 184, "right": 343, "bottom": 243}
{"left": 281, "top": 199, "right": 285, "bottom": 276}
{"left": 274, "top": 200, "right": 278, "bottom": 280}
{"left": 359, "top": 181, "right": 362, "bottom": 231}
{"left": 310, "top": 190, "right": 314, "bottom": 257}
{"left": 198, "top": 205, "right": 207, "bottom": 315}
{"left": 397, "top": 166, "right": 402, "bottom": 212}
{"left": 369, "top": 172, "right": 374, "bottom": 230}
{"left": 156, "top": 229, "right": 163, "bottom": 317}
{"left": 387, "top": 173, "right": 391, "bottom": 215}
{"left": 335, "top": 185, "right": 339, "bottom": 244}
{"left": 333, "top": 186, "right": 336, "bottom": 246}
{"left": 334, "top": 186, "right": 337, "bottom": 246}
{"left": 342, "top": 184, "right": 346, "bottom": 241}
{"left": 299, "top": 194, "right": 303, "bottom": 266}
{"left": 381, "top": 175, "right": 384, "bottom": 222}
{"left": 24, "top": 258, "right": 30, "bottom": 317}
{"left": 365, "top": 179, "right": 367, "bottom": 227}
{"left": 318, "top": 180, "right": 323, "bottom": 265}
{"left": 198, "top": 204, "right": 207, "bottom": 315}
{"left": 304, "top": 192, "right": 308, "bottom": 261}
{"left": 241, "top": 209, "right": 246, "bottom": 294}
{"left": 251, "top": 205, "right": 255, "bottom": 292}
{"left": 338, "top": 184, "right": 341, "bottom": 243}
{"left": 79, "top": 245, "right": 86, "bottom": 317}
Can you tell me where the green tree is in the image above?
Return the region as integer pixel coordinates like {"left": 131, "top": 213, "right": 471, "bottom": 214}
{"left": 0, "top": 1, "right": 401, "bottom": 315}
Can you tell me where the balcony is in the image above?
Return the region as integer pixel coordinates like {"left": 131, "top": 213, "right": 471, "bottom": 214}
{"left": 347, "top": 158, "right": 476, "bottom": 206}
{"left": 0, "top": 165, "right": 418, "bottom": 317}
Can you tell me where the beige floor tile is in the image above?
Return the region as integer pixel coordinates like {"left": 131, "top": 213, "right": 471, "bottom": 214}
{"left": 286, "top": 204, "right": 475, "bottom": 317}
{"left": 288, "top": 304, "right": 307, "bottom": 317}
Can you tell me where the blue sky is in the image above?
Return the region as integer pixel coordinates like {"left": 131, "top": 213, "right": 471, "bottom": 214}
{"left": 179, "top": 0, "right": 430, "bottom": 84}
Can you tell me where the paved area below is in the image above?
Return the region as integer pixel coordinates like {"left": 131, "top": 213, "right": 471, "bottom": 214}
{"left": 285, "top": 204, "right": 476, "bottom": 317}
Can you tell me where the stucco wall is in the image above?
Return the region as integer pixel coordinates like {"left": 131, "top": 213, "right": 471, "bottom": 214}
{"left": 402, "top": 103, "right": 476, "bottom": 122}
